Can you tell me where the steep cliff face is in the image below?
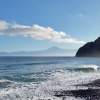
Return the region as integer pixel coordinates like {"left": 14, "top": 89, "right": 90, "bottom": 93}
{"left": 76, "top": 37, "right": 100, "bottom": 57}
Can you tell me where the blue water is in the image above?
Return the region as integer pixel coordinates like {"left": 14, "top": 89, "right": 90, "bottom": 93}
{"left": 0, "top": 57, "right": 100, "bottom": 100}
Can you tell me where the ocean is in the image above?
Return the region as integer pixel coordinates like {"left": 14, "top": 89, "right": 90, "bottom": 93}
{"left": 0, "top": 56, "right": 100, "bottom": 100}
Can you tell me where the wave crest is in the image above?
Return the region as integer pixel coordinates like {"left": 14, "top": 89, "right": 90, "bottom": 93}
{"left": 68, "top": 64, "right": 99, "bottom": 72}
{"left": 82, "top": 64, "right": 99, "bottom": 71}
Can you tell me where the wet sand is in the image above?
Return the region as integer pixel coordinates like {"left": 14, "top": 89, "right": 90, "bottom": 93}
{"left": 54, "top": 79, "right": 100, "bottom": 100}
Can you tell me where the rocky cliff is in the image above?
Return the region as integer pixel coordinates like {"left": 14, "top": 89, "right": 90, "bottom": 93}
{"left": 76, "top": 37, "right": 100, "bottom": 57}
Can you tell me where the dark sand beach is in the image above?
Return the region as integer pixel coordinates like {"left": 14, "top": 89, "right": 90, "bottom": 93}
{"left": 54, "top": 79, "right": 100, "bottom": 100}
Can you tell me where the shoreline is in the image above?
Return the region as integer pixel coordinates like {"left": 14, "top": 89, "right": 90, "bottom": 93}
{"left": 54, "top": 79, "right": 100, "bottom": 100}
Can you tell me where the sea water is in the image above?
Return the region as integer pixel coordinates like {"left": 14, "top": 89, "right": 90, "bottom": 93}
{"left": 0, "top": 57, "right": 100, "bottom": 100}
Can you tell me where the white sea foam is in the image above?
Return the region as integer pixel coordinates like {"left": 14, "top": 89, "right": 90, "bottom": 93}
{"left": 80, "top": 64, "right": 99, "bottom": 71}
{"left": 0, "top": 67, "right": 100, "bottom": 100}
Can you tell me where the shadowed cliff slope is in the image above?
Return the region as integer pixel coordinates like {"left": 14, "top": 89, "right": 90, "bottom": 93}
{"left": 76, "top": 37, "right": 100, "bottom": 57}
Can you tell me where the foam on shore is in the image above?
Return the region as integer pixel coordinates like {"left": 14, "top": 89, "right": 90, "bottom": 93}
{"left": 0, "top": 67, "right": 100, "bottom": 100}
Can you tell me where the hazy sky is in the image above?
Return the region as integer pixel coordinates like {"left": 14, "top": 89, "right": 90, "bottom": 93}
{"left": 0, "top": 0, "right": 100, "bottom": 52}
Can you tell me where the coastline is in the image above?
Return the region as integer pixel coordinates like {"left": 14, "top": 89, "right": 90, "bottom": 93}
{"left": 54, "top": 79, "right": 100, "bottom": 100}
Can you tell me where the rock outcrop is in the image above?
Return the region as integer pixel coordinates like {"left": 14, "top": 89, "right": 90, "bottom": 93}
{"left": 76, "top": 37, "right": 100, "bottom": 57}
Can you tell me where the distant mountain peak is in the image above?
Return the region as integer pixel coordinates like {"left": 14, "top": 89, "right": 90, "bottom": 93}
{"left": 0, "top": 46, "right": 76, "bottom": 56}
{"left": 47, "top": 46, "right": 62, "bottom": 50}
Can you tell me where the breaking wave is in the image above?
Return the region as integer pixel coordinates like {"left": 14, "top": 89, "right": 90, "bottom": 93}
{"left": 68, "top": 64, "right": 99, "bottom": 72}
{"left": 0, "top": 68, "right": 100, "bottom": 100}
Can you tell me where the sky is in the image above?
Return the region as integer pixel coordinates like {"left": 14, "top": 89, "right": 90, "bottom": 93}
{"left": 0, "top": 0, "right": 100, "bottom": 52}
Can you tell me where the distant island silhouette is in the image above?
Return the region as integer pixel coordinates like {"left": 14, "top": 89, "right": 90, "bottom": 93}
{"left": 0, "top": 47, "right": 76, "bottom": 56}
{"left": 76, "top": 37, "right": 100, "bottom": 57}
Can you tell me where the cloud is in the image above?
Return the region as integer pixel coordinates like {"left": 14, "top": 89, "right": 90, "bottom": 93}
{"left": 0, "top": 20, "right": 85, "bottom": 44}
{"left": 0, "top": 20, "right": 9, "bottom": 31}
